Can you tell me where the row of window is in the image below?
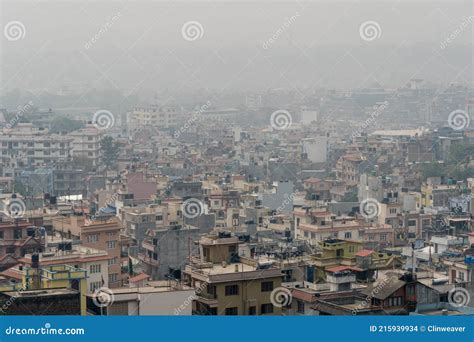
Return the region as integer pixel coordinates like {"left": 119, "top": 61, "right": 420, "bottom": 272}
{"left": 224, "top": 304, "right": 274, "bottom": 315}
{"left": 1, "top": 142, "right": 67, "bottom": 147}
{"left": 85, "top": 234, "right": 117, "bottom": 249}
{"left": 223, "top": 281, "right": 274, "bottom": 296}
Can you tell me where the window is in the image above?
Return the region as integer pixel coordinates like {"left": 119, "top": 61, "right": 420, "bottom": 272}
{"left": 109, "top": 273, "right": 118, "bottom": 283}
{"left": 248, "top": 306, "right": 256, "bottom": 315}
{"left": 344, "top": 232, "right": 352, "bottom": 239}
{"left": 14, "top": 229, "right": 22, "bottom": 239}
{"left": 225, "top": 307, "right": 238, "bottom": 316}
{"left": 260, "top": 303, "right": 274, "bottom": 314}
{"left": 225, "top": 285, "right": 239, "bottom": 296}
{"left": 107, "top": 231, "right": 117, "bottom": 237}
{"left": 297, "top": 300, "right": 305, "bottom": 314}
{"left": 389, "top": 208, "right": 397, "bottom": 214}
{"left": 0, "top": 231, "right": 3, "bottom": 240}
{"left": 261, "top": 281, "right": 274, "bottom": 292}
{"left": 108, "top": 257, "right": 117, "bottom": 266}
{"left": 89, "top": 281, "right": 102, "bottom": 292}
{"left": 380, "top": 234, "right": 387, "bottom": 241}
{"left": 86, "top": 234, "right": 99, "bottom": 243}
{"left": 106, "top": 240, "right": 117, "bottom": 249}
{"left": 90, "top": 264, "right": 101, "bottom": 274}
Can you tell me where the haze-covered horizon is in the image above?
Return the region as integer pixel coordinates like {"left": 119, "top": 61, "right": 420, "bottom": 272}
{"left": 1, "top": 0, "right": 472, "bottom": 106}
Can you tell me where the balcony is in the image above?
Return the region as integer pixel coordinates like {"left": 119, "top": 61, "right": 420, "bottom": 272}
{"left": 195, "top": 292, "right": 218, "bottom": 307}
{"left": 138, "top": 253, "right": 159, "bottom": 266}
{"left": 141, "top": 240, "right": 155, "bottom": 251}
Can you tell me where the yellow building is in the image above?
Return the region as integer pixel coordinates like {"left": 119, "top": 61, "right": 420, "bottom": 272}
{"left": 183, "top": 234, "right": 283, "bottom": 316}
{"left": 420, "top": 183, "right": 458, "bottom": 208}
{"left": 0, "top": 264, "right": 87, "bottom": 315}
{"left": 311, "top": 239, "right": 401, "bottom": 281}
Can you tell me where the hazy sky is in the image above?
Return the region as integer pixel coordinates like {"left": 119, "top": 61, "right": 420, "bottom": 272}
{"left": 1, "top": 1, "right": 472, "bottom": 97}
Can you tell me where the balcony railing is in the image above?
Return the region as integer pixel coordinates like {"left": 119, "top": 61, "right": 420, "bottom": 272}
{"left": 138, "top": 253, "right": 159, "bottom": 266}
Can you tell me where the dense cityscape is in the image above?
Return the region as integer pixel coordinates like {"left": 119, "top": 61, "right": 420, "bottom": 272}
{"left": 0, "top": 81, "right": 473, "bottom": 316}
{"left": 0, "top": 1, "right": 473, "bottom": 321}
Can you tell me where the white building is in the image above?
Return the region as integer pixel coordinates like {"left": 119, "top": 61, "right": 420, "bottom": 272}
{"left": 0, "top": 123, "right": 72, "bottom": 168}
{"left": 69, "top": 124, "right": 104, "bottom": 166}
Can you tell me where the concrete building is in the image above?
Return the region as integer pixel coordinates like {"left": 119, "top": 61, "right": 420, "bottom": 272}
{"left": 69, "top": 124, "right": 103, "bottom": 167}
{"left": 302, "top": 137, "right": 327, "bottom": 163}
{"left": 128, "top": 106, "right": 179, "bottom": 130}
{"left": 183, "top": 233, "right": 283, "bottom": 316}
{"left": 87, "top": 281, "right": 195, "bottom": 315}
{"left": 20, "top": 245, "right": 110, "bottom": 293}
{"left": 0, "top": 124, "right": 72, "bottom": 168}
{"left": 139, "top": 224, "right": 200, "bottom": 280}
{"left": 52, "top": 216, "right": 126, "bottom": 287}
{"left": 262, "top": 181, "right": 294, "bottom": 215}
{"left": 0, "top": 220, "right": 45, "bottom": 266}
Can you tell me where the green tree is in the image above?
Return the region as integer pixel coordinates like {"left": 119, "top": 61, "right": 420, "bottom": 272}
{"left": 100, "top": 136, "right": 119, "bottom": 169}
{"left": 421, "top": 162, "right": 446, "bottom": 179}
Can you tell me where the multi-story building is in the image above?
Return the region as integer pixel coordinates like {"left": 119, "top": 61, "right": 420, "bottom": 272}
{"left": 335, "top": 153, "right": 366, "bottom": 186}
{"left": 52, "top": 165, "right": 86, "bottom": 197}
{"left": 87, "top": 281, "right": 195, "bottom": 315}
{"left": 20, "top": 245, "right": 110, "bottom": 293}
{"left": 52, "top": 216, "right": 126, "bottom": 287}
{"left": 0, "top": 220, "right": 45, "bottom": 268}
{"left": 0, "top": 264, "right": 87, "bottom": 315}
{"left": 139, "top": 223, "right": 200, "bottom": 280}
{"left": 69, "top": 124, "right": 103, "bottom": 167}
{"left": 421, "top": 179, "right": 460, "bottom": 208}
{"left": 128, "top": 106, "right": 179, "bottom": 130}
{"left": 183, "top": 233, "right": 283, "bottom": 316}
{"left": 0, "top": 124, "right": 72, "bottom": 168}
